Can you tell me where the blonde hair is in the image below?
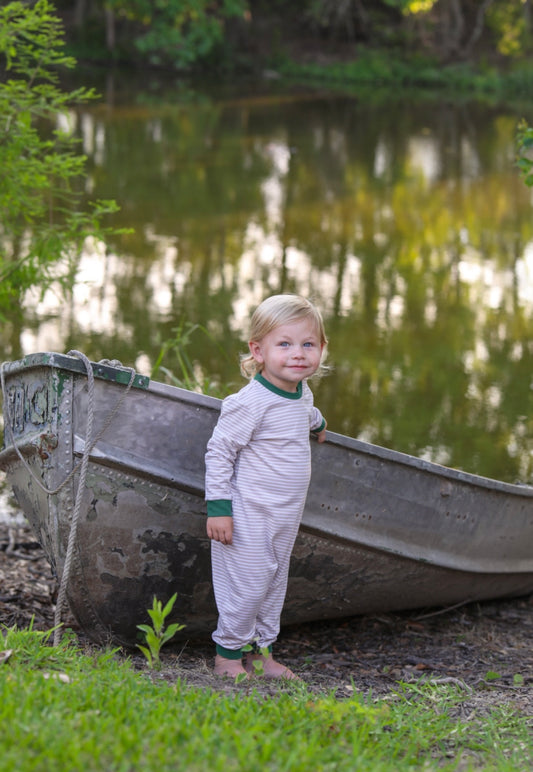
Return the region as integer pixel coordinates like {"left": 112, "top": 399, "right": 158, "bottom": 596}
{"left": 240, "top": 294, "right": 328, "bottom": 379}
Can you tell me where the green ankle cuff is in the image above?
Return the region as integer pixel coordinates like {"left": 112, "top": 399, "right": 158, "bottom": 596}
{"left": 215, "top": 644, "right": 243, "bottom": 660}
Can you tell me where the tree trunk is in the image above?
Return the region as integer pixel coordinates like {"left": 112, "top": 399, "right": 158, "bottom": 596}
{"left": 73, "top": 0, "right": 86, "bottom": 28}
{"left": 524, "top": 0, "right": 532, "bottom": 34}
{"left": 463, "top": 0, "right": 494, "bottom": 58}
{"left": 105, "top": 6, "right": 115, "bottom": 52}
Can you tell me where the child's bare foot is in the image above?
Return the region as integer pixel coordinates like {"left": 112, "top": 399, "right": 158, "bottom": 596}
{"left": 245, "top": 653, "right": 301, "bottom": 680}
{"left": 214, "top": 654, "right": 249, "bottom": 678}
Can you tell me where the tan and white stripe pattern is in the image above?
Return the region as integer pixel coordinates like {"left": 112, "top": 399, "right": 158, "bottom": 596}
{"left": 205, "top": 377, "right": 324, "bottom": 651}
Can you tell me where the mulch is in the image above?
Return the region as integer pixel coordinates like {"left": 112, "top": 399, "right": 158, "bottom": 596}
{"left": 1, "top": 520, "right": 532, "bottom": 716}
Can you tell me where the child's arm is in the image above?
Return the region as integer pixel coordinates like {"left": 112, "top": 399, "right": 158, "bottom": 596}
{"left": 205, "top": 395, "right": 255, "bottom": 546}
{"left": 207, "top": 516, "right": 234, "bottom": 545}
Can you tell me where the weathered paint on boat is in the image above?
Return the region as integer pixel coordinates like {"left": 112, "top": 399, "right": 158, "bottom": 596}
{"left": 1, "top": 352, "right": 533, "bottom": 646}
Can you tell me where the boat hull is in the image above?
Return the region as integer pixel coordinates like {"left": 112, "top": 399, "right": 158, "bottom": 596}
{"left": 2, "top": 353, "right": 533, "bottom": 646}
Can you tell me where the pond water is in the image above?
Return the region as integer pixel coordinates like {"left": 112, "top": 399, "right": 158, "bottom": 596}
{"left": 2, "top": 73, "right": 533, "bottom": 484}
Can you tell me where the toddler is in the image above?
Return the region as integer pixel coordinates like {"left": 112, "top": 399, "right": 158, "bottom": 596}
{"left": 205, "top": 294, "right": 327, "bottom": 678}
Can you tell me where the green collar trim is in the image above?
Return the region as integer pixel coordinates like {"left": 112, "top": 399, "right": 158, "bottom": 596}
{"left": 254, "top": 373, "right": 302, "bottom": 399}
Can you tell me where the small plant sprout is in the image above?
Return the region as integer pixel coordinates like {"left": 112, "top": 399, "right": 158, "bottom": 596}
{"left": 137, "top": 594, "right": 185, "bottom": 670}
{"left": 236, "top": 642, "right": 272, "bottom": 683}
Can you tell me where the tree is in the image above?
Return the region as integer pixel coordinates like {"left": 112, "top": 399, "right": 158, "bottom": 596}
{"left": 396, "top": 0, "right": 532, "bottom": 61}
{"left": 0, "top": 0, "right": 122, "bottom": 317}
{"left": 127, "top": 0, "right": 248, "bottom": 68}
{"left": 63, "top": 0, "right": 249, "bottom": 69}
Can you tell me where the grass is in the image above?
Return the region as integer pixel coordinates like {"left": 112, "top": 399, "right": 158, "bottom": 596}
{"left": 0, "top": 625, "right": 531, "bottom": 771}
{"left": 274, "top": 49, "right": 533, "bottom": 106}
{"left": 150, "top": 321, "right": 233, "bottom": 399}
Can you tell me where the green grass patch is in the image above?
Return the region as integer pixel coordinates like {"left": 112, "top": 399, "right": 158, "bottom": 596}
{"left": 0, "top": 626, "right": 531, "bottom": 771}
{"left": 275, "top": 49, "right": 533, "bottom": 106}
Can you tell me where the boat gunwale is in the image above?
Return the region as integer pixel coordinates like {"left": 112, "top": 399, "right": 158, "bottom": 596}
{"left": 3, "top": 351, "right": 533, "bottom": 498}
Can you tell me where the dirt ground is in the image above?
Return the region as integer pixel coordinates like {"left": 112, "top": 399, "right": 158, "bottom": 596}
{"left": 1, "top": 520, "right": 532, "bottom": 718}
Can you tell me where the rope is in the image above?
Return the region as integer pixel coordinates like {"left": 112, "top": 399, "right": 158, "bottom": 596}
{"left": 1, "top": 351, "right": 137, "bottom": 644}
{"left": 52, "top": 350, "right": 95, "bottom": 644}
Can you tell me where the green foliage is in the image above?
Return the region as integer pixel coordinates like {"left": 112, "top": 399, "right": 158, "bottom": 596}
{"left": 151, "top": 321, "right": 231, "bottom": 397}
{"left": 1, "top": 619, "right": 67, "bottom": 669}
{"left": 0, "top": 0, "right": 124, "bottom": 317}
{"left": 24, "top": 0, "right": 533, "bottom": 77}
{"left": 136, "top": 594, "right": 185, "bottom": 670}
{"left": 382, "top": 0, "right": 437, "bottom": 11}
{"left": 106, "top": 0, "right": 247, "bottom": 69}
{"left": 242, "top": 642, "right": 270, "bottom": 675}
{"left": 277, "top": 49, "right": 508, "bottom": 96}
{"left": 487, "top": 0, "right": 532, "bottom": 58}
{"left": 236, "top": 642, "right": 271, "bottom": 682}
{"left": 516, "top": 119, "right": 533, "bottom": 187}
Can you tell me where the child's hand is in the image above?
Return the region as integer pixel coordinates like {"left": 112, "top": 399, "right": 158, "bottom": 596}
{"left": 316, "top": 421, "right": 327, "bottom": 443}
{"left": 207, "top": 516, "right": 233, "bottom": 545}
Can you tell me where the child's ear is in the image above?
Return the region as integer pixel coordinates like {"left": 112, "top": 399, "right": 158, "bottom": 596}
{"left": 249, "top": 340, "right": 263, "bottom": 363}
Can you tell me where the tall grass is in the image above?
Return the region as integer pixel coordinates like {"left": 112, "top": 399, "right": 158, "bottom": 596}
{"left": 150, "top": 321, "right": 233, "bottom": 398}
{"left": 0, "top": 626, "right": 531, "bottom": 771}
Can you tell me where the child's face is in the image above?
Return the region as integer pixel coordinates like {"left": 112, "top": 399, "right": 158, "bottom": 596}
{"left": 249, "top": 318, "right": 324, "bottom": 392}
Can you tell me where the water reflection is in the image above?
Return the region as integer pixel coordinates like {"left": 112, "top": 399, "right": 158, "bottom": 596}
{"left": 3, "top": 81, "right": 533, "bottom": 483}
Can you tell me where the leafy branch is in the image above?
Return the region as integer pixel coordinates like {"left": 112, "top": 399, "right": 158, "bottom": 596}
{"left": 0, "top": 0, "right": 127, "bottom": 318}
{"left": 516, "top": 119, "right": 533, "bottom": 188}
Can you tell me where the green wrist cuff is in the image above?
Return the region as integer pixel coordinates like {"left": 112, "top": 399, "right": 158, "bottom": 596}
{"left": 207, "top": 499, "right": 233, "bottom": 517}
{"left": 311, "top": 419, "right": 326, "bottom": 434}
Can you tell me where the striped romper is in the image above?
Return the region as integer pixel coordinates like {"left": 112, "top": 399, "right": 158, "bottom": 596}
{"left": 205, "top": 373, "right": 326, "bottom": 655}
